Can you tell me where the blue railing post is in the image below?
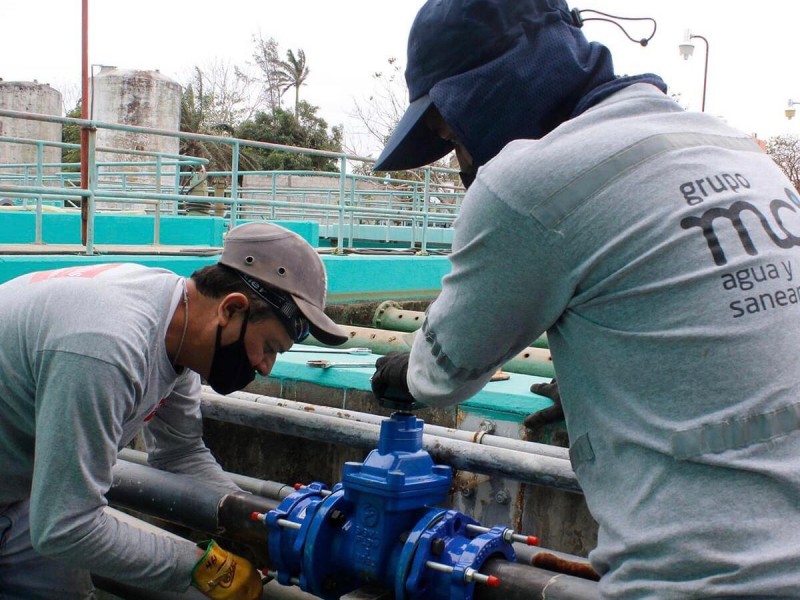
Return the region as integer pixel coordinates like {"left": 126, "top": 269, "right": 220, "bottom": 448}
{"left": 154, "top": 154, "right": 162, "bottom": 245}
{"left": 230, "top": 141, "right": 240, "bottom": 229}
{"left": 270, "top": 173, "right": 277, "bottom": 220}
{"left": 335, "top": 156, "right": 347, "bottom": 254}
{"left": 409, "top": 183, "right": 419, "bottom": 251}
{"left": 85, "top": 126, "right": 98, "bottom": 255}
{"left": 348, "top": 175, "right": 356, "bottom": 248}
{"left": 420, "top": 167, "right": 431, "bottom": 255}
{"left": 34, "top": 142, "right": 44, "bottom": 244}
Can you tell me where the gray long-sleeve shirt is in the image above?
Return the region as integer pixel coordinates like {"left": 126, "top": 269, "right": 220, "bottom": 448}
{"left": 409, "top": 84, "right": 800, "bottom": 597}
{"left": 0, "top": 263, "right": 238, "bottom": 591}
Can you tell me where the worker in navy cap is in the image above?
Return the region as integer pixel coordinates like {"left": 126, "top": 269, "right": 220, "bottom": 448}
{"left": 371, "top": 0, "right": 800, "bottom": 596}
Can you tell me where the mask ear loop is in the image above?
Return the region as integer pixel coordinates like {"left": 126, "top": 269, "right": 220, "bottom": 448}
{"left": 172, "top": 281, "right": 189, "bottom": 368}
{"left": 237, "top": 307, "right": 251, "bottom": 342}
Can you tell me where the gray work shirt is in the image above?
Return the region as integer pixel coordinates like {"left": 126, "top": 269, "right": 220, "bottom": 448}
{"left": 0, "top": 263, "right": 238, "bottom": 591}
{"left": 409, "top": 84, "right": 800, "bottom": 597}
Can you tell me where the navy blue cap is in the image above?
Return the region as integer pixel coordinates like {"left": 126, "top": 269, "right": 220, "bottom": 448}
{"left": 374, "top": 0, "right": 573, "bottom": 172}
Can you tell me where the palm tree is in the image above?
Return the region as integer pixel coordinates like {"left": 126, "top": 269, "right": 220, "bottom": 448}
{"left": 280, "top": 49, "right": 310, "bottom": 117}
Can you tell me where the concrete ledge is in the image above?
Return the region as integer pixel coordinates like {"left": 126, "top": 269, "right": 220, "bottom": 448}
{"left": 266, "top": 344, "right": 554, "bottom": 423}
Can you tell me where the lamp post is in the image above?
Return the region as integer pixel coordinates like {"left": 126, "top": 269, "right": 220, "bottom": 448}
{"left": 679, "top": 29, "right": 709, "bottom": 112}
{"left": 785, "top": 99, "right": 800, "bottom": 120}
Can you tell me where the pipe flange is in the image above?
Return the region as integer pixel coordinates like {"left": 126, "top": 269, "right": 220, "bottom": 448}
{"left": 266, "top": 482, "right": 329, "bottom": 585}
{"left": 372, "top": 300, "right": 402, "bottom": 328}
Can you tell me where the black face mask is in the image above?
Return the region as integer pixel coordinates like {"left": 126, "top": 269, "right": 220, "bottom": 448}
{"left": 459, "top": 166, "right": 477, "bottom": 189}
{"left": 206, "top": 311, "right": 255, "bottom": 395}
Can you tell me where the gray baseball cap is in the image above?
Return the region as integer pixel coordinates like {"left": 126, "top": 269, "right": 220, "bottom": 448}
{"left": 219, "top": 222, "right": 348, "bottom": 346}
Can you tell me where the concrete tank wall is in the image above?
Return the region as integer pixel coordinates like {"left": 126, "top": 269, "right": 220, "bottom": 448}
{"left": 92, "top": 67, "right": 181, "bottom": 210}
{"left": 0, "top": 81, "right": 63, "bottom": 182}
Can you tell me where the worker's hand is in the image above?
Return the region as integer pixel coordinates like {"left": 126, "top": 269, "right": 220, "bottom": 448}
{"left": 192, "top": 540, "right": 262, "bottom": 600}
{"left": 525, "top": 378, "right": 565, "bottom": 430}
{"left": 371, "top": 351, "right": 417, "bottom": 410}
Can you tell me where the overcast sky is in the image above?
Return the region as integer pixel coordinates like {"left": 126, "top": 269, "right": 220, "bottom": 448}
{"left": 3, "top": 1, "right": 799, "bottom": 158}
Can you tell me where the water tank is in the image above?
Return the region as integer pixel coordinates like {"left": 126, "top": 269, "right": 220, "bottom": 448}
{"left": 0, "top": 81, "right": 63, "bottom": 184}
{"left": 92, "top": 67, "right": 181, "bottom": 210}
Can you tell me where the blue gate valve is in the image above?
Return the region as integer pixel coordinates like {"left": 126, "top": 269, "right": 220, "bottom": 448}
{"left": 259, "top": 412, "right": 530, "bottom": 599}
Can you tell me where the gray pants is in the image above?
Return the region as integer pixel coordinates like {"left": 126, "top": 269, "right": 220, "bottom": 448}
{"left": 0, "top": 499, "right": 96, "bottom": 599}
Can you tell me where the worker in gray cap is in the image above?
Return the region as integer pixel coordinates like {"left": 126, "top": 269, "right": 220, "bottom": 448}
{"left": 370, "top": 0, "right": 800, "bottom": 596}
{"left": 0, "top": 222, "right": 346, "bottom": 599}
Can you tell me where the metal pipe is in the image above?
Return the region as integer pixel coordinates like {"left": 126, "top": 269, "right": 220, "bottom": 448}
{"left": 226, "top": 390, "right": 570, "bottom": 462}
{"left": 0, "top": 108, "right": 369, "bottom": 163}
{"left": 80, "top": 0, "right": 89, "bottom": 245}
{"left": 200, "top": 394, "right": 581, "bottom": 493}
{"left": 475, "top": 558, "right": 598, "bottom": 600}
{"left": 109, "top": 460, "right": 279, "bottom": 544}
{"left": 372, "top": 300, "right": 549, "bottom": 349}
{"left": 302, "top": 324, "right": 555, "bottom": 378}
{"left": 118, "top": 448, "right": 296, "bottom": 500}
{"left": 108, "top": 463, "right": 594, "bottom": 598}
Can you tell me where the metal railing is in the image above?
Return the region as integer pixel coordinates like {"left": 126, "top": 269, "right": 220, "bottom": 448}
{"left": 0, "top": 109, "right": 464, "bottom": 254}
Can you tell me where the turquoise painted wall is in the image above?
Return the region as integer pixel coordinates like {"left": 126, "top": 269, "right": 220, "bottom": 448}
{"left": 0, "top": 213, "right": 319, "bottom": 247}
{"left": 0, "top": 214, "right": 448, "bottom": 301}
{"left": 0, "top": 253, "right": 450, "bottom": 303}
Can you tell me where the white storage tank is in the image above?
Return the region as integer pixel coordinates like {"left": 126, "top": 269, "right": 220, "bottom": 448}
{"left": 92, "top": 67, "right": 181, "bottom": 210}
{"left": 0, "top": 81, "right": 63, "bottom": 184}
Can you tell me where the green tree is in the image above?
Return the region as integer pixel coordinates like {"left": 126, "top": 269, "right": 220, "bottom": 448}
{"left": 251, "top": 33, "right": 290, "bottom": 112}
{"left": 280, "top": 49, "right": 309, "bottom": 116}
{"left": 348, "top": 57, "right": 457, "bottom": 186}
{"left": 237, "top": 101, "right": 342, "bottom": 172}
{"left": 179, "top": 69, "right": 259, "bottom": 172}
{"left": 766, "top": 134, "right": 800, "bottom": 191}
{"left": 61, "top": 101, "right": 82, "bottom": 171}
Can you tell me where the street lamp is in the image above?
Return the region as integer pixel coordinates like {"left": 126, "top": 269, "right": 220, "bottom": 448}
{"left": 785, "top": 99, "right": 800, "bottom": 120}
{"left": 679, "top": 29, "right": 709, "bottom": 112}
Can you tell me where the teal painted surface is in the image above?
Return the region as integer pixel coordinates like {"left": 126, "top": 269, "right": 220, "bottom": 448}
{"left": 318, "top": 238, "right": 450, "bottom": 251}
{"left": 0, "top": 213, "right": 319, "bottom": 246}
{"left": 267, "top": 345, "right": 553, "bottom": 422}
{"left": 257, "top": 220, "right": 319, "bottom": 246}
{"left": 0, "top": 255, "right": 219, "bottom": 282}
{"left": 319, "top": 223, "right": 454, "bottom": 246}
{"left": 0, "top": 253, "right": 451, "bottom": 302}
{"left": 323, "top": 255, "right": 450, "bottom": 299}
{"left": 0, "top": 213, "right": 223, "bottom": 245}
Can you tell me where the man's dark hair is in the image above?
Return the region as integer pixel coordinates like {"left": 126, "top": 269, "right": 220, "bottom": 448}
{"left": 191, "top": 264, "right": 275, "bottom": 322}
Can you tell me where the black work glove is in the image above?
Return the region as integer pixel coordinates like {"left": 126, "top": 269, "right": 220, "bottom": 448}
{"left": 371, "top": 351, "right": 417, "bottom": 410}
{"left": 525, "top": 378, "right": 565, "bottom": 430}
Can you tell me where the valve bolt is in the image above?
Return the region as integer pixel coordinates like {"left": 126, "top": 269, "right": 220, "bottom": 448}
{"left": 276, "top": 518, "right": 302, "bottom": 530}
{"left": 293, "top": 483, "right": 332, "bottom": 497}
{"left": 466, "top": 524, "right": 540, "bottom": 546}
{"left": 328, "top": 508, "right": 346, "bottom": 527}
{"left": 430, "top": 538, "right": 446, "bottom": 556}
{"left": 425, "top": 562, "right": 501, "bottom": 587}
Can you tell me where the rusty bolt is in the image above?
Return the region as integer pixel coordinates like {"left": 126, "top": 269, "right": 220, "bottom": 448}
{"left": 478, "top": 420, "right": 496, "bottom": 434}
{"left": 494, "top": 489, "right": 511, "bottom": 505}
